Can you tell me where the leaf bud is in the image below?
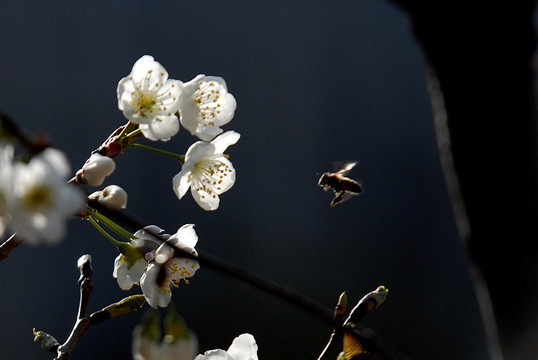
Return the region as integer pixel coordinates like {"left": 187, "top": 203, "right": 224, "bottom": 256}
{"left": 33, "top": 328, "right": 60, "bottom": 353}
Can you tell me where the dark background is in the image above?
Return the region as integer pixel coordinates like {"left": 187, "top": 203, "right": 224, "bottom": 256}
{"left": 0, "top": 1, "right": 520, "bottom": 359}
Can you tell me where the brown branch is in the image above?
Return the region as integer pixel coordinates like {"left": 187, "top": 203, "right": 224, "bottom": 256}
{"left": 34, "top": 254, "right": 145, "bottom": 360}
{"left": 87, "top": 201, "right": 410, "bottom": 360}
{"left": 0, "top": 233, "right": 22, "bottom": 261}
{"left": 0, "top": 112, "right": 49, "bottom": 155}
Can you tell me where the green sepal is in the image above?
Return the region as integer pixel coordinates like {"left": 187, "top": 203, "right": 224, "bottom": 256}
{"left": 139, "top": 308, "right": 161, "bottom": 342}
{"left": 116, "top": 242, "right": 144, "bottom": 269}
{"left": 163, "top": 303, "right": 190, "bottom": 344}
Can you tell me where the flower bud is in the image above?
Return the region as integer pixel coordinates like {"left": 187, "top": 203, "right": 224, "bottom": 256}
{"left": 103, "top": 294, "right": 146, "bottom": 318}
{"left": 89, "top": 185, "right": 127, "bottom": 210}
{"left": 77, "top": 153, "right": 116, "bottom": 186}
{"left": 161, "top": 307, "right": 198, "bottom": 359}
{"left": 33, "top": 329, "right": 60, "bottom": 352}
{"left": 77, "top": 254, "right": 93, "bottom": 278}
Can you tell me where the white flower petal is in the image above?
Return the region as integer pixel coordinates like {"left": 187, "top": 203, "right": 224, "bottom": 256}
{"left": 113, "top": 254, "right": 147, "bottom": 290}
{"left": 132, "top": 325, "right": 160, "bottom": 360}
{"left": 170, "top": 224, "right": 198, "bottom": 249}
{"left": 172, "top": 169, "right": 192, "bottom": 200}
{"left": 155, "top": 242, "right": 175, "bottom": 265}
{"left": 133, "top": 225, "right": 166, "bottom": 241}
{"left": 25, "top": 215, "right": 66, "bottom": 245}
{"left": 227, "top": 334, "right": 258, "bottom": 360}
{"left": 194, "top": 349, "right": 230, "bottom": 360}
{"left": 117, "top": 77, "right": 136, "bottom": 112}
{"left": 211, "top": 131, "right": 241, "bottom": 154}
{"left": 184, "top": 141, "right": 214, "bottom": 164}
{"left": 36, "top": 148, "right": 71, "bottom": 178}
{"left": 140, "top": 263, "right": 172, "bottom": 309}
{"left": 168, "top": 258, "right": 200, "bottom": 281}
{"left": 113, "top": 256, "right": 131, "bottom": 289}
{"left": 130, "top": 55, "right": 169, "bottom": 85}
{"left": 180, "top": 75, "right": 237, "bottom": 141}
{"left": 212, "top": 156, "right": 236, "bottom": 195}
{"left": 191, "top": 185, "right": 220, "bottom": 211}
{"left": 159, "top": 338, "right": 199, "bottom": 360}
{"left": 194, "top": 334, "right": 258, "bottom": 360}
{"left": 139, "top": 115, "right": 180, "bottom": 142}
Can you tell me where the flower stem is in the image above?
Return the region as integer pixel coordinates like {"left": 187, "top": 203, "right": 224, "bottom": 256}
{"left": 116, "top": 121, "right": 138, "bottom": 142}
{"left": 87, "top": 216, "right": 125, "bottom": 248}
{"left": 85, "top": 206, "right": 134, "bottom": 242}
{"left": 125, "top": 128, "right": 142, "bottom": 140}
{"left": 127, "top": 143, "right": 185, "bottom": 163}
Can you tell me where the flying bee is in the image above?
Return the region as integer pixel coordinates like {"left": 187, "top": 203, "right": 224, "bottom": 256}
{"left": 318, "top": 161, "right": 363, "bottom": 206}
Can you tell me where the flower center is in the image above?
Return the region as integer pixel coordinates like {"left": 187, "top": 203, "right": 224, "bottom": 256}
{"left": 22, "top": 184, "right": 53, "bottom": 212}
{"left": 193, "top": 81, "right": 223, "bottom": 127}
{"left": 192, "top": 156, "right": 232, "bottom": 198}
{"left": 133, "top": 90, "right": 157, "bottom": 117}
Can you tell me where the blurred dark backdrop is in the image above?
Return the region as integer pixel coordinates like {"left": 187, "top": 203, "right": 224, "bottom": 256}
{"left": 0, "top": 1, "right": 504, "bottom": 359}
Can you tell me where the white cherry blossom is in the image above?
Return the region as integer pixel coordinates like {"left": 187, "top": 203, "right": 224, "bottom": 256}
{"left": 140, "top": 224, "right": 199, "bottom": 308}
{"left": 112, "top": 225, "right": 164, "bottom": 290}
{"left": 194, "top": 334, "right": 258, "bottom": 360}
{"left": 132, "top": 307, "right": 198, "bottom": 360}
{"left": 7, "top": 148, "right": 85, "bottom": 245}
{"left": 180, "top": 75, "right": 237, "bottom": 141}
{"left": 173, "top": 131, "right": 240, "bottom": 211}
{"left": 113, "top": 253, "right": 148, "bottom": 291}
{"left": 117, "top": 55, "right": 183, "bottom": 141}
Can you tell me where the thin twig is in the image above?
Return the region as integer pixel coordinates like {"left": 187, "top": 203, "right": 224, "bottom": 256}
{"left": 0, "top": 233, "right": 22, "bottom": 261}
{"left": 34, "top": 254, "right": 145, "bottom": 360}
{"left": 0, "top": 112, "right": 48, "bottom": 155}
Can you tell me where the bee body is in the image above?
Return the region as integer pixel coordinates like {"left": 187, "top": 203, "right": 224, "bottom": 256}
{"left": 318, "top": 162, "right": 363, "bottom": 206}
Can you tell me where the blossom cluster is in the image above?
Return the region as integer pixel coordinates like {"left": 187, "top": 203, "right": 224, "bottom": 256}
{"left": 112, "top": 57, "right": 253, "bottom": 357}
{"left": 1, "top": 54, "right": 259, "bottom": 360}
{"left": 116, "top": 55, "right": 241, "bottom": 211}
{"left": 117, "top": 55, "right": 236, "bottom": 143}
{"left": 117, "top": 226, "right": 261, "bottom": 360}
{"left": 106, "top": 56, "right": 243, "bottom": 307}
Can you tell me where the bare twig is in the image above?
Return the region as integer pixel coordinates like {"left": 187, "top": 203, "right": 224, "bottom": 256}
{"left": 318, "top": 292, "right": 347, "bottom": 360}
{"left": 0, "top": 112, "right": 49, "bottom": 155}
{"left": 34, "top": 254, "right": 145, "bottom": 360}
{"left": 0, "top": 233, "right": 22, "bottom": 261}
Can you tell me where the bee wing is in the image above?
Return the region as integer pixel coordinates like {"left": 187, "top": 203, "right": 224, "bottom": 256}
{"left": 334, "top": 161, "right": 358, "bottom": 175}
{"left": 333, "top": 190, "right": 361, "bottom": 206}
